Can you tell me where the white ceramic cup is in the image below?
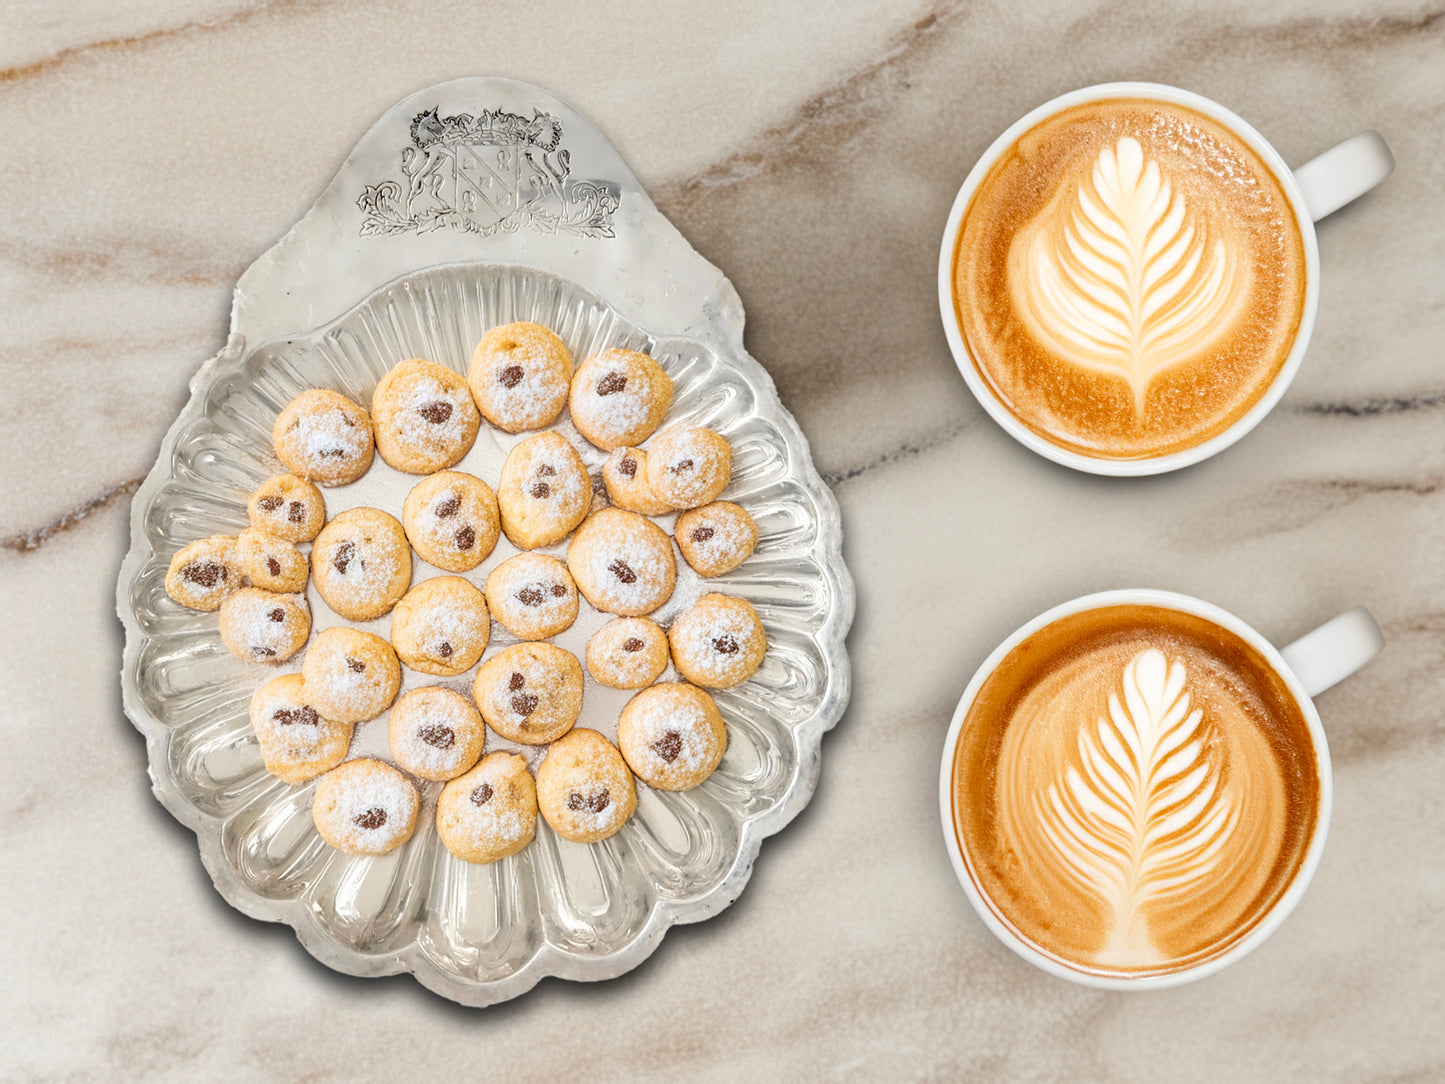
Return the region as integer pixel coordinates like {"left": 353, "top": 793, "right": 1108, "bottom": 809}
{"left": 937, "top": 588, "right": 1385, "bottom": 989}
{"left": 937, "top": 83, "right": 1394, "bottom": 476}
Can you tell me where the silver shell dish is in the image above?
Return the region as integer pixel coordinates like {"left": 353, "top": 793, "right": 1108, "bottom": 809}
{"left": 115, "top": 78, "right": 855, "bottom": 1006}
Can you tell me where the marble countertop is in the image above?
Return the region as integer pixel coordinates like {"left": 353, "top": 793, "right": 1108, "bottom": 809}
{"left": 3, "top": 2, "right": 1442, "bottom": 1079}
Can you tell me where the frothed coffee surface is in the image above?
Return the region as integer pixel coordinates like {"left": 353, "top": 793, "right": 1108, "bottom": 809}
{"left": 951, "top": 606, "right": 1320, "bottom": 978}
{"left": 951, "top": 99, "right": 1306, "bottom": 459}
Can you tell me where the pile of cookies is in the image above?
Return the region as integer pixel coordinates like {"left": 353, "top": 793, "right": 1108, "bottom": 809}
{"left": 164, "top": 323, "right": 765, "bottom": 863}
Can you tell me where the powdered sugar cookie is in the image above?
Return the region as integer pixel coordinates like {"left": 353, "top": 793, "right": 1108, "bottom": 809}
{"left": 473, "top": 642, "right": 583, "bottom": 745}
{"left": 468, "top": 322, "right": 574, "bottom": 433}
{"left": 249, "top": 672, "right": 352, "bottom": 784}
{"left": 585, "top": 617, "right": 669, "bottom": 689}
{"left": 569, "top": 348, "right": 673, "bottom": 451}
{"left": 667, "top": 593, "right": 767, "bottom": 689}
{"left": 617, "top": 683, "right": 727, "bottom": 791}
{"left": 387, "top": 686, "right": 486, "bottom": 781}
{"left": 436, "top": 752, "right": 538, "bottom": 864}
{"left": 311, "top": 507, "right": 412, "bottom": 621}
{"left": 273, "top": 389, "right": 374, "bottom": 487}
{"left": 674, "top": 502, "right": 757, "bottom": 577}
{"left": 371, "top": 358, "right": 481, "bottom": 474}
{"left": 218, "top": 587, "right": 310, "bottom": 663}
{"left": 602, "top": 447, "right": 675, "bottom": 516}
{"left": 247, "top": 474, "right": 325, "bottom": 542}
{"left": 535, "top": 729, "right": 637, "bottom": 843}
{"left": 566, "top": 508, "right": 676, "bottom": 617}
{"left": 496, "top": 430, "right": 591, "bottom": 550}
{"left": 401, "top": 470, "right": 499, "bottom": 573}
{"left": 312, "top": 759, "right": 419, "bottom": 856}
{"left": 645, "top": 426, "right": 732, "bottom": 509}
{"left": 389, "top": 576, "right": 490, "bottom": 677}
{"left": 237, "top": 527, "right": 309, "bottom": 592}
{"left": 301, "top": 627, "right": 401, "bottom": 723}
{"left": 484, "top": 553, "right": 579, "bottom": 641}
{"left": 165, "top": 535, "right": 243, "bottom": 611}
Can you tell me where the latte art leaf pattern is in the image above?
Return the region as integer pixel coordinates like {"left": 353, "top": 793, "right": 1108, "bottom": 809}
{"left": 1010, "top": 137, "right": 1254, "bottom": 414}
{"left": 1033, "top": 648, "right": 1240, "bottom": 965}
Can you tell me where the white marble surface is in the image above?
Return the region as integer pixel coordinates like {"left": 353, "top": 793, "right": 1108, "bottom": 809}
{"left": 3, "top": 1, "right": 1443, "bottom": 1079}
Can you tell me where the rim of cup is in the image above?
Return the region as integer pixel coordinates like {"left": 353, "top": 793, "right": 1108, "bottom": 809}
{"left": 936, "top": 82, "right": 1323, "bottom": 477}
{"left": 937, "top": 588, "right": 1334, "bottom": 989}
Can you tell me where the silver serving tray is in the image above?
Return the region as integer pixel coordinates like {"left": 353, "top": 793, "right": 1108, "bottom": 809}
{"left": 115, "top": 78, "right": 854, "bottom": 1006}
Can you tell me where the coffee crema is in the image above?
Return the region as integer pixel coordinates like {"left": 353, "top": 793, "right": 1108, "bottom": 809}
{"left": 951, "top": 99, "right": 1307, "bottom": 459}
{"left": 951, "top": 605, "right": 1320, "bottom": 978}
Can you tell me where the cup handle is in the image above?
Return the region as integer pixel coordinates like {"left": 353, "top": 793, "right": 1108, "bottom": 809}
{"left": 1292, "top": 132, "right": 1394, "bottom": 222}
{"left": 1278, "top": 606, "right": 1385, "bottom": 698}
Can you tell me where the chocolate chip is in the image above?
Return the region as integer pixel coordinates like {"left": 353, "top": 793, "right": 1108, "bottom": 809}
{"left": 437, "top": 641, "right": 453, "bottom": 659}
{"left": 182, "top": 562, "right": 225, "bottom": 588}
{"left": 690, "top": 526, "right": 715, "bottom": 543}
{"left": 266, "top": 556, "right": 282, "bottom": 576}
{"left": 499, "top": 365, "right": 523, "bottom": 388}
{"left": 340, "top": 413, "right": 356, "bottom": 428}
{"left": 530, "top": 481, "right": 551, "bottom": 499}
{"left": 623, "top": 637, "right": 645, "bottom": 652}
{"left": 354, "top": 808, "right": 387, "bottom": 830}
{"left": 652, "top": 730, "right": 683, "bottom": 763}
{"left": 346, "top": 657, "right": 365, "bottom": 673}
{"left": 419, "top": 724, "right": 455, "bottom": 749}
{"left": 618, "top": 456, "right": 638, "bottom": 478}
{"left": 597, "top": 372, "right": 627, "bottom": 396}
{"left": 455, "top": 525, "right": 475, "bottom": 550}
{"left": 471, "top": 782, "right": 494, "bottom": 805}
{"left": 332, "top": 541, "right": 354, "bottom": 574}
{"left": 517, "top": 587, "right": 543, "bottom": 607}
{"left": 551, "top": 584, "right": 567, "bottom": 597}
{"left": 713, "top": 635, "right": 740, "bottom": 655}
{"left": 288, "top": 500, "right": 305, "bottom": 523}
{"left": 673, "top": 458, "right": 694, "bottom": 473}
{"left": 258, "top": 495, "right": 283, "bottom": 512}
{"left": 537, "top": 464, "right": 556, "bottom": 477}
{"left": 511, "top": 693, "right": 538, "bottom": 717}
{"left": 268, "top": 607, "right": 286, "bottom": 622}
{"left": 508, "top": 672, "right": 525, "bottom": 691}
{"left": 566, "top": 790, "right": 608, "bottom": 813}
{"left": 567, "top": 791, "right": 585, "bottom": 811}
{"left": 608, "top": 559, "right": 636, "bottom": 584}
{"left": 419, "top": 401, "right": 453, "bottom": 424}
{"left": 435, "top": 496, "right": 461, "bottom": 518}
{"left": 273, "top": 706, "right": 319, "bottom": 726}
{"left": 318, "top": 448, "right": 346, "bottom": 458}
{"left": 252, "top": 646, "right": 276, "bottom": 658}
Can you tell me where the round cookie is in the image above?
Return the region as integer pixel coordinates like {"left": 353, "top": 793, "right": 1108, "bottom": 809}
{"left": 535, "top": 729, "right": 637, "bottom": 844}
{"left": 617, "top": 683, "right": 727, "bottom": 791}
{"left": 301, "top": 627, "right": 402, "bottom": 723}
{"left": 569, "top": 349, "right": 674, "bottom": 451}
{"left": 468, "top": 322, "right": 574, "bottom": 433}
{"left": 388, "top": 686, "right": 486, "bottom": 781}
{"left": 311, "top": 507, "right": 412, "bottom": 621}
{"left": 272, "top": 388, "right": 374, "bottom": 487}
{"left": 401, "top": 470, "right": 499, "bottom": 572}
{"left": 312, "top": 758, "right": 419, "bottom": 857}
{"left": 473, "top": 643, "right": 583, "bottom": 745}
{"left": 586, "top": 617, "right": 670, "bottom": 690}
{"left": 496, "top": 431, "right": 591, "bottom": 550}
{"left": 566, "top": 508, "right": 677, "bottom": 617}
{"left": 247, "top": 473, "right": 325, "bottom": 542}
{"left": 237, "top": 527, "right": 309, "bottom": 592}
{"left": 248, "top": 673, "right": 352, "bottom": 784}
{"left": 675, "top": 501, "right": 757, "bottom": 577}
{"left": 667, "top": 593, "right": 767, "bottom": 689}
{"left": 165, "top": 535, "right": 243, "bottom": 611}
{"left": 371, "top": 358, "right": 481, "bottom": 474}
{"left": 602, "top": 447, "right": 675, "bottom": 516}
{"left": 484, "top": 553, "right": 579, "bottom": 641}
{"left": 436, "top": 752, "right": 538, "bottom": 864}
{"left": 389, "top": 576, "right": 490, "bottom": 677}
{"left": 218, "top": 587, "right": 310, "bottom": 663}
{"left": 645, "top": 426, "right": 732, "bottom": 509}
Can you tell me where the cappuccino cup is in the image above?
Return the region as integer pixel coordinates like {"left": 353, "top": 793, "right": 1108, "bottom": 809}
{"left": 939, "top": 84, "right": 1394, "bottom": 475}
{"left": 938, "top": 589, "right": 1384, "bottom": 988}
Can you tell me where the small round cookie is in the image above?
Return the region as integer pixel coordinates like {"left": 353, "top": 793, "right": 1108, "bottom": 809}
{"left": 388, "top": 686, "right": 486, "bottom": 782}
{"left": 312, "top": 759, "right": 419, "bottom": 857}
{"left": 496, "top": 431, "right": 591, "bottom": 550}
{"left": 165, "top": 535, "right": 243, "bottom": 611}
{"left": 645, "top": 426, "right": 732, "bottom": 509}
{"left": 617, "top": 683, "right": 727, "bottom": 791}
{"left": 371, "top": 358, "right": 481, "bottom": 474}
{"left": 272, "top": 388, "right": 374, "bottom": 487}
{"left": 667, "top": 593, "right": 767, "bottom": 689}
{"left": 389, "top": 576, "right": 490, "bottom": 677}
{"left": 484, "top": 554, "right": 579, "bottom": 641}
{"left": 675, "top": 502, "right": 757, "bottom": 577}
{"left": 436, "top": 752, "right": 538, "bottom": 864}
{"left": 473, "top": 643, "right": 583, "bottom": 745}
{"left": 566, "top": 508, "right": 677, "bottom": 617}
{"left": 535, "top": 729, "right": 637, "bottom": 844}
{"left": 219, "top": 587, "right": 310, "bottom": 663}
{"left": 586, "top": 617, "right": 670, "bottom": 690}
{"left": 301, "top": 627, "right": 402, "bottom": 723}
{"left": 569, "top": 349, "right": 674, "bottom": 451}
{"left": 401, "top": 470, "right": 500, "bottom": 572}
{"left": 247, "top": 473, "right": 325, "bottom": 542}
{"left": 468, "top": 322, "right": 574, "bottom": 433}
{"left": 237, "top": 527, "right": 309, "bottom": 592}
{"left": 602, "top": 447, "right": 675, "bottom": 516}
{"left": 248, "top": 672, "right": 352, "bottom": 784}
{"left": 311, "top": 507, "right": 412, "bottom": 621}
